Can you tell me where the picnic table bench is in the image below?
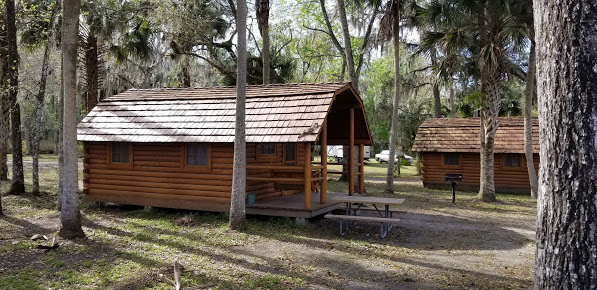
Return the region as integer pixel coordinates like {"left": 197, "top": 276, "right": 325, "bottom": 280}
{"left": 325, "top": 196, "right": 405, "bottom": 238}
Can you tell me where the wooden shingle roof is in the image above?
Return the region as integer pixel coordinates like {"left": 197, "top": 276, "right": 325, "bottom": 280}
{"left": 77, "top": 83, "right": 359, "bottom": 143}
{"left": 411, "top": 117, "right": 539, "bottom": 153}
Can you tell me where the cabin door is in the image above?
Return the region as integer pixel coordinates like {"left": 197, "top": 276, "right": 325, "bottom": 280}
{"left": 284, "top": 143, "right": 296, "bottom": 166}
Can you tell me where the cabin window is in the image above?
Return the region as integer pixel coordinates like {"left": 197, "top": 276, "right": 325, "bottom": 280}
{"left": 111, "top": 143, "right": 130, "bottom": 163}
{"left": 284, "top": 143, "right": 296, "bottom": 166}
{"left": 186, "top": 143, "right": 208, "bottom": 167}
{"left": 258, "top": 143, "right": 276, "bottom": 155}
{"left": 444, "top": 153, "right": 460, "bottom": 166}
{"left": 504, "top": 154, "right": 522, "bottom": 168}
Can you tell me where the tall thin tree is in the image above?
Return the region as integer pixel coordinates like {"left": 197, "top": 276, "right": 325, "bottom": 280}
{"left": 534, "top": 0, "right": 597, "bottom": 287}
{"left": 256, "top": 0, "right": 270, "bottom": 84}
{"left": 378, "top": 0, "right": 400, "bottom": 193}
{"left": 523, "top": 0, "right": 538, "bottom": 199}
{"left": 32, "top": 0, "right": 59, "bottom": 195}
{"left": 5, "top": 0, "right": 24, "bottom": 195}
{"left": 59, "top": 0, "right": 85, "bottom": 239}
{"left": 0, "top": 6, "right": 9, "bottom": 181}
{"left": 229, "top": 0, "right": 247, "bottom": 231}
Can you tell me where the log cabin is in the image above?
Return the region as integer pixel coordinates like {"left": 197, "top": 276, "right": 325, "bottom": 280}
{"left": 77, "top": 82, "right": 373, "bottom": 218}
{"left": 411, "top": 117, "right": 539, "bottom": 194}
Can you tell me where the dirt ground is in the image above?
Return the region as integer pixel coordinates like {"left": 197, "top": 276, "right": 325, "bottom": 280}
{"left": 0, "top": 166, "right": 536, "bottom": 289}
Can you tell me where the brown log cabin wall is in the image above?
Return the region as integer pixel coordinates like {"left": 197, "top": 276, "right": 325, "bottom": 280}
{"left": 83, "top": 141, "right": 307, "bottom": 211}
{"left": 420, "top": 152, "right": 540, "bottom": 193}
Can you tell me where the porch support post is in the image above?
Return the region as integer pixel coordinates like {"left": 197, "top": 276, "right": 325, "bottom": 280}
{"left": 304, "top": 142, "right": 312, "bottom": 209}
{"left": 349, "top": 108, "right": 355, "bottom": 196}
{"left": 359, "top": 143, "right": 364, "bottom": 194}
{"left": 320, "top": 119, "right": 328, "bottom": 204}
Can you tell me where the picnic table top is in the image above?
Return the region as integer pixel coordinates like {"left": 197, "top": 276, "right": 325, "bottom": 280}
{"left": 330, "top": 195, "right": 405, "bottom": 206}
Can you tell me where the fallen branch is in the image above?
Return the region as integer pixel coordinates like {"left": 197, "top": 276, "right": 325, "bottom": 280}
{"left": 36, "top": 235, "right": 59, "bottom": 250}
{"left": 159, "top": 260, "right": 182, "bottom": 290}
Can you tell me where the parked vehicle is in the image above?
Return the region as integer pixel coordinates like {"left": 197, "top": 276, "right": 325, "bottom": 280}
{"left": 327, "top": 145, "right": 372, "bottom": 163}
{"left": 375, "top": 150, "right": 413, "bottom": 164}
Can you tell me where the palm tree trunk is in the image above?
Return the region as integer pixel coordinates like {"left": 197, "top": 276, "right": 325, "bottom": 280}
{"left": 59, "top": 0, "right": 85, "bottom": 239}
{"left": 32, "top": 4, "right": 57, "bottom": 194}
{"left": 229, "top": 0, "right": 247, "bottom": 231}
{"left": 534, "top": 0, "right": 597, "bottom": 286}
{"left": 449, "top": 81, "right": 455, "bottom": 117}
{"left": 6, "top": 0, "right": 24, "bottom": 195}
{"left": 524, "top": 38, "right": 538, "bottom": 199}
{"left": 85, "top": 35, "right": 99, "bottom": 112}
{"left": 385, "top": 1, "right": 400, "bottom": 193}
{"left": 478, "top": 72, "right": 500, "bottom": 202}
{"left": 430, "top": 54, "right": 441, "bottom": 118}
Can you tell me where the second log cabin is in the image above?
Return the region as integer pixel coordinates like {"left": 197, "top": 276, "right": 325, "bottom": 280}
{"left": 411, "top": 117, "right": 539, "bottom": 194}
{"left": 77, "top": 82, "right": 373, "bottom": 217}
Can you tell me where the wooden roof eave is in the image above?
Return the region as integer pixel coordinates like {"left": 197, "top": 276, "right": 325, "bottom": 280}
{"left": 314, "top": 83, "right": 374, "bottom": 146}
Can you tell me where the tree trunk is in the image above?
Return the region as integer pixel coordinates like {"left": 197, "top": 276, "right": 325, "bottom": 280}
{"left": 0, "top": 10, "right": 8, "bottom": 181}
{"left": 385, "top": 2, "right": 400, "bottom": 193}
{"left": 524, "top": 38, "right": 538, "bottom": 199}
{"left": 431, "top": 54, "right": 441, "bottom": 118}
{"left": 6, "top": 0, "right": 24, "bottom": 194}
{"left": 85, "top": 34, "right": 99, "bottom": 112}
{"left": 476, "top": 5, "right": 500, "bottom": 202}
{"left": 229, "top": 0, "right": 247, "bottom": 231}
{"left": 534, "top": 0, "right": 597, "bottom": 288}
{"left": 477, "top": 78, "right": 500, "bottom": 202}
{"left": 32, "top": 4, "right": 57, "bottom": 195}
{"left": 59, "top": 0, "right": 85, "bottom": 239}
{"left": 181, "top": 55, "right": 191, "bottom": 88}
{"left": 449, "top": 81, "right": 455, "bottom": 118}
{"left": 433, "top": 83, "right": 441, "bottom": 118}
{"left": 257, "top": 0, "right": 270, "bottom": 85}
{"left": 336, "top": 0, "right": 358, "bottom": 92}
{"left": 57, "top": 52, "right": 64, "bottom": 211}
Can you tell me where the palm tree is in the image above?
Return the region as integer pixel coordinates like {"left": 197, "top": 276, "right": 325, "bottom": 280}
{"left": 419, "top": 0, "right": 528, "bottom": 201}
{"left": 59, "top": 0, "right": 85, "bottom": 239}
{"left": 229, "top": 0, "right": 247, "bottom": 231}
{"left": 80, "top": 0, "right": 153, "bottom": 110}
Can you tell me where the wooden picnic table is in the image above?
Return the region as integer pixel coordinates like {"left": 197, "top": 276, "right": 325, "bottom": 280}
{"left": 326, "top": 195, "right": 405, "bottom": 238}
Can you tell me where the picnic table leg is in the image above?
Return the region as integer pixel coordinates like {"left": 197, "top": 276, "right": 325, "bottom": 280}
{"left": 379, "top": 205, "right": 392, "bottom": 238}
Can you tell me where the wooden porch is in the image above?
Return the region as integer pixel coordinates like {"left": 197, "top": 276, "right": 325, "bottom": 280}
{"left": 246, "top": 192, "right": 347, "bottom": 218}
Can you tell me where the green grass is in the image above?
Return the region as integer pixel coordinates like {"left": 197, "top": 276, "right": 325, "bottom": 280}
{"left": 0, "top": 165, "right": 537, "bottom": 289}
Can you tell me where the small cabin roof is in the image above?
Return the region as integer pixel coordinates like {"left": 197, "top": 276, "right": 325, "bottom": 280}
{"left": 77, "top": 82, "right": 372, "bottom": 144}
{"left": 411, "top": 117, "right": 539, "bottom": 154}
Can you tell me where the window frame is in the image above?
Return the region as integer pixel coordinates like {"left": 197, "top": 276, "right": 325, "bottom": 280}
{"left": 441, "top": 152, "right": 462, "bottom": 168}
{"left": 108, "top": 142, "right": 133, "bottom": 168}
{"left": 256, "top": 143, "right": 278, "bottom": 161}
{"left": 503, "top": 153, "right": 523, "bottom": 169}
{"left": 183, "top": 143, "right": 212, "bottom": 172}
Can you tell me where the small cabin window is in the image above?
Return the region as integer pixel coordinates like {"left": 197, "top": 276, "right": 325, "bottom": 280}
{"left": 258, "top": 143, "right": 276, "bottom": 155}
{"left": 186, "top": 143, "right": 208, "bottom": 167}
{"left": 284, "top": 143, "right": 296, "bottom": 166}
{"left": 111, "top": 143, "right": 130, "bottom": 163}
{"left": 504, "top": 154, "right": 522, "bottom": 168}
{"left": 444, "top": 153, "right": 460, "bottom": 166}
